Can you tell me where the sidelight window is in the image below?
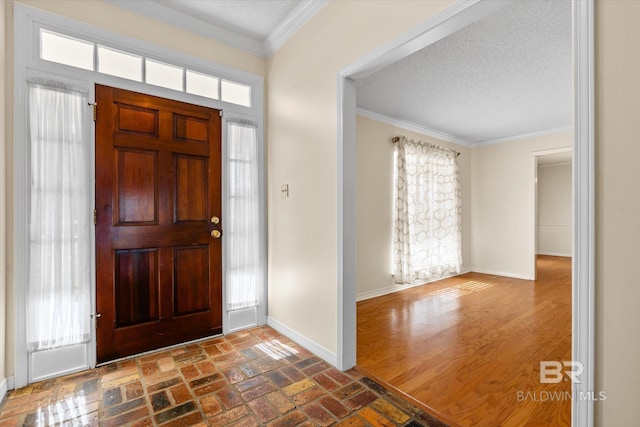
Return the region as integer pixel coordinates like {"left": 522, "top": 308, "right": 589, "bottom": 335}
{"left": 226, "top": 121, "right": 260, "bottom": 310}
{"left": 26, "top": 79, "right": 92, "bottom": 351}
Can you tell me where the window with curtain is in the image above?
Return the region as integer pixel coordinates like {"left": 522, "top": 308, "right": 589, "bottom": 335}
{"left": 27, "top": 80, "right": 91, "bottom": 351}
{"left": 226, "top": 121, "right": 260, "bottom": 310}
{"left": 393, "top": 136, "right": 462, "bottom": 284}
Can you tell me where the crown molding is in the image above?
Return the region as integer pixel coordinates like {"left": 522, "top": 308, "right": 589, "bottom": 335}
{"left": 106, "top": 0, "right": 265, "bottom": 57}
{"left": 356, "top": 108, "right": 572, "bottom": 149}
{"left": 474, "top": 126, "right": 573, "bottom": 147}
{"left": 264, "top": 0, "right": 329, "bottom": 56}
{"left": 356, "top": 108, "right": 472, "bottom": 147}
{"left": 106, "top": 0, "right": 327, "bottom": 58}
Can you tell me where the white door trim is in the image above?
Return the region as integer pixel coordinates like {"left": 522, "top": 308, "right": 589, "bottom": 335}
{"left": 336, "top": 1, "right": 594, "bottom": 426}
{"left": 571, "top": 1, "right": 595, "bottom": 425}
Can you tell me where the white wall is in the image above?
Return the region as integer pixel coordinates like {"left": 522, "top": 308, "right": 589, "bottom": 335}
{"left": 537, "top": 162, "right": 572, "bottom": 256}
{"left": 470, "top": 132, "right": 572, "bottom": 279}
{"left": 355, "top": 114, "right": 471, "bottom": 301}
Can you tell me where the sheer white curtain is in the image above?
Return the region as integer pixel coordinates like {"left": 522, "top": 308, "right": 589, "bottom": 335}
{"left": 226, "top": 121, "right": 260, "bottom": 310}
{"left": 393, "top": 136, "right": 462, "bottom": 284}
{"left": 27, "top": 80, "right": 91, "bottom": 351}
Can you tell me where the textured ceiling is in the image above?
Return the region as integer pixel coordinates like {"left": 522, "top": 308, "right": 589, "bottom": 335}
{"left": 356, "top": 0, "right": 572, "bottom": 145}
{"left": 156, "top": 0, "right": 299, "bottom": 40}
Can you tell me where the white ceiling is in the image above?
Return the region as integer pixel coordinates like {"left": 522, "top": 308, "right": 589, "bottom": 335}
{"left": 157, "top": 0, "right": 299, "bottom": 40}
{"left": 108, "top": 0, "right": 572, "bottom": 146}
{"left": 356, "top": 0, "right": 573, "bottom": 146}
{"left": 107, "top": 0, "right": 328, "bottom": 57}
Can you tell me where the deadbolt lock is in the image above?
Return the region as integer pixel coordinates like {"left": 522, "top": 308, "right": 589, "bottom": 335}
{"left": 211, "top": 216, "right": 220, "bottom": 224}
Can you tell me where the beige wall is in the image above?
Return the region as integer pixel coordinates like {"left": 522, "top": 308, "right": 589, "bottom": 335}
{"left": 470, "top": 132, "right": 572, "bottom": 279}
{"left": 355, "top": 115, "right": 471, "bottom": 300}
{"left": 595, "top": 1, "right": 640, "bottom": 424}
{"left": 537, "top": 162, "right": 572, "bottom": 256}
{"left": 3, "top": 0, "right": 265, "bottom": 381}
{"left": 266, "top": 0, "right": 452, "bottom": 355}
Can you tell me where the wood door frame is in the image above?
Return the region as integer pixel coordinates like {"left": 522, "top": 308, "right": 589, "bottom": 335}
{"left": 12, "top": 3, "right": 267, "bottom": 388}
{"left": 337, "top": 1, "right": 594, "bottom": 426}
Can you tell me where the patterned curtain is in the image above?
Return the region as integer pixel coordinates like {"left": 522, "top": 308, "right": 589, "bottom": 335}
{"left": 393, "top": 136, "right": 462, "bottom": 284}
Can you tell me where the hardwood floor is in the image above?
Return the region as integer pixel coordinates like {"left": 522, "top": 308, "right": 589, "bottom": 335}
{"left": 356, "top": 255, "right": 572, "bottom": 427}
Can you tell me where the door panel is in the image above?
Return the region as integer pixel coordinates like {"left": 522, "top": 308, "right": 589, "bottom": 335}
{"left": 116, "top": 103, "right": 159, "bottom": 136}
{"left": 114, "top": 249, "right": 159, "bottom": 327}
{"left": 116, "top": 149, "right": 158, "bottom": 224}
{"left": 174, "top": 246, "right": 210, "bottom": 315}
{"left": 96, "top": 84, "right": 222, "bottom": 363}
{"left": 174, "top": 114, "right": 209, "bottom": 143}
{"left": 175, "top": 155, "right": 207, "bottom": 222}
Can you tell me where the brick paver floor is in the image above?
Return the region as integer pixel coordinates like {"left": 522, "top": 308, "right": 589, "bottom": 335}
{"left": 0, "top": 326, "right": 448, "bottom": 426}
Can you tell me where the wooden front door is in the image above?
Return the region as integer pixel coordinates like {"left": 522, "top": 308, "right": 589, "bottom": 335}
{"left": 95, "top": 85, "right": 222, "bottom": 363}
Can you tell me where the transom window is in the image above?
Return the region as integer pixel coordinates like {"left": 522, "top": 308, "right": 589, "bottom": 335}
{"left": 39, "top": 29, "right": 253, "bottom": 107}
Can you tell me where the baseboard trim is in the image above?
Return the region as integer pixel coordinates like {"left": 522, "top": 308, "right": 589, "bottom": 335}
{"left": 356, "top": 270, "right": 472, "bottom": 302}
{"left": 0, "top": 378, "right": 7, "bottom": 403}
{"left": 267, "top": 317, "right": 338, "bottom": 368}
{"left": 537, "top": 252, "right": 572, "bottom": 258}
{"left": 471, "top": 269, "right": 533, "bottom": 281}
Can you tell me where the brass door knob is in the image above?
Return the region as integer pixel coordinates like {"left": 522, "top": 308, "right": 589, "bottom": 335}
{"left": 211, "top": 229, "right": 221, "bottom": 238}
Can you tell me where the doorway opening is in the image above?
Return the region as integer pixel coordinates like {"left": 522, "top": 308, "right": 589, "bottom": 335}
{"left": 337, "top": 1, "right": 594, "bottom": 426}
{"left": 533, "top": 148, "right": 573, "bottom": 280}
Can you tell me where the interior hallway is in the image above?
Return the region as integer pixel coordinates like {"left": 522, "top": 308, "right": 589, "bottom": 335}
{"left": 357, "top": 255, "right": 572, "bottom": 427}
